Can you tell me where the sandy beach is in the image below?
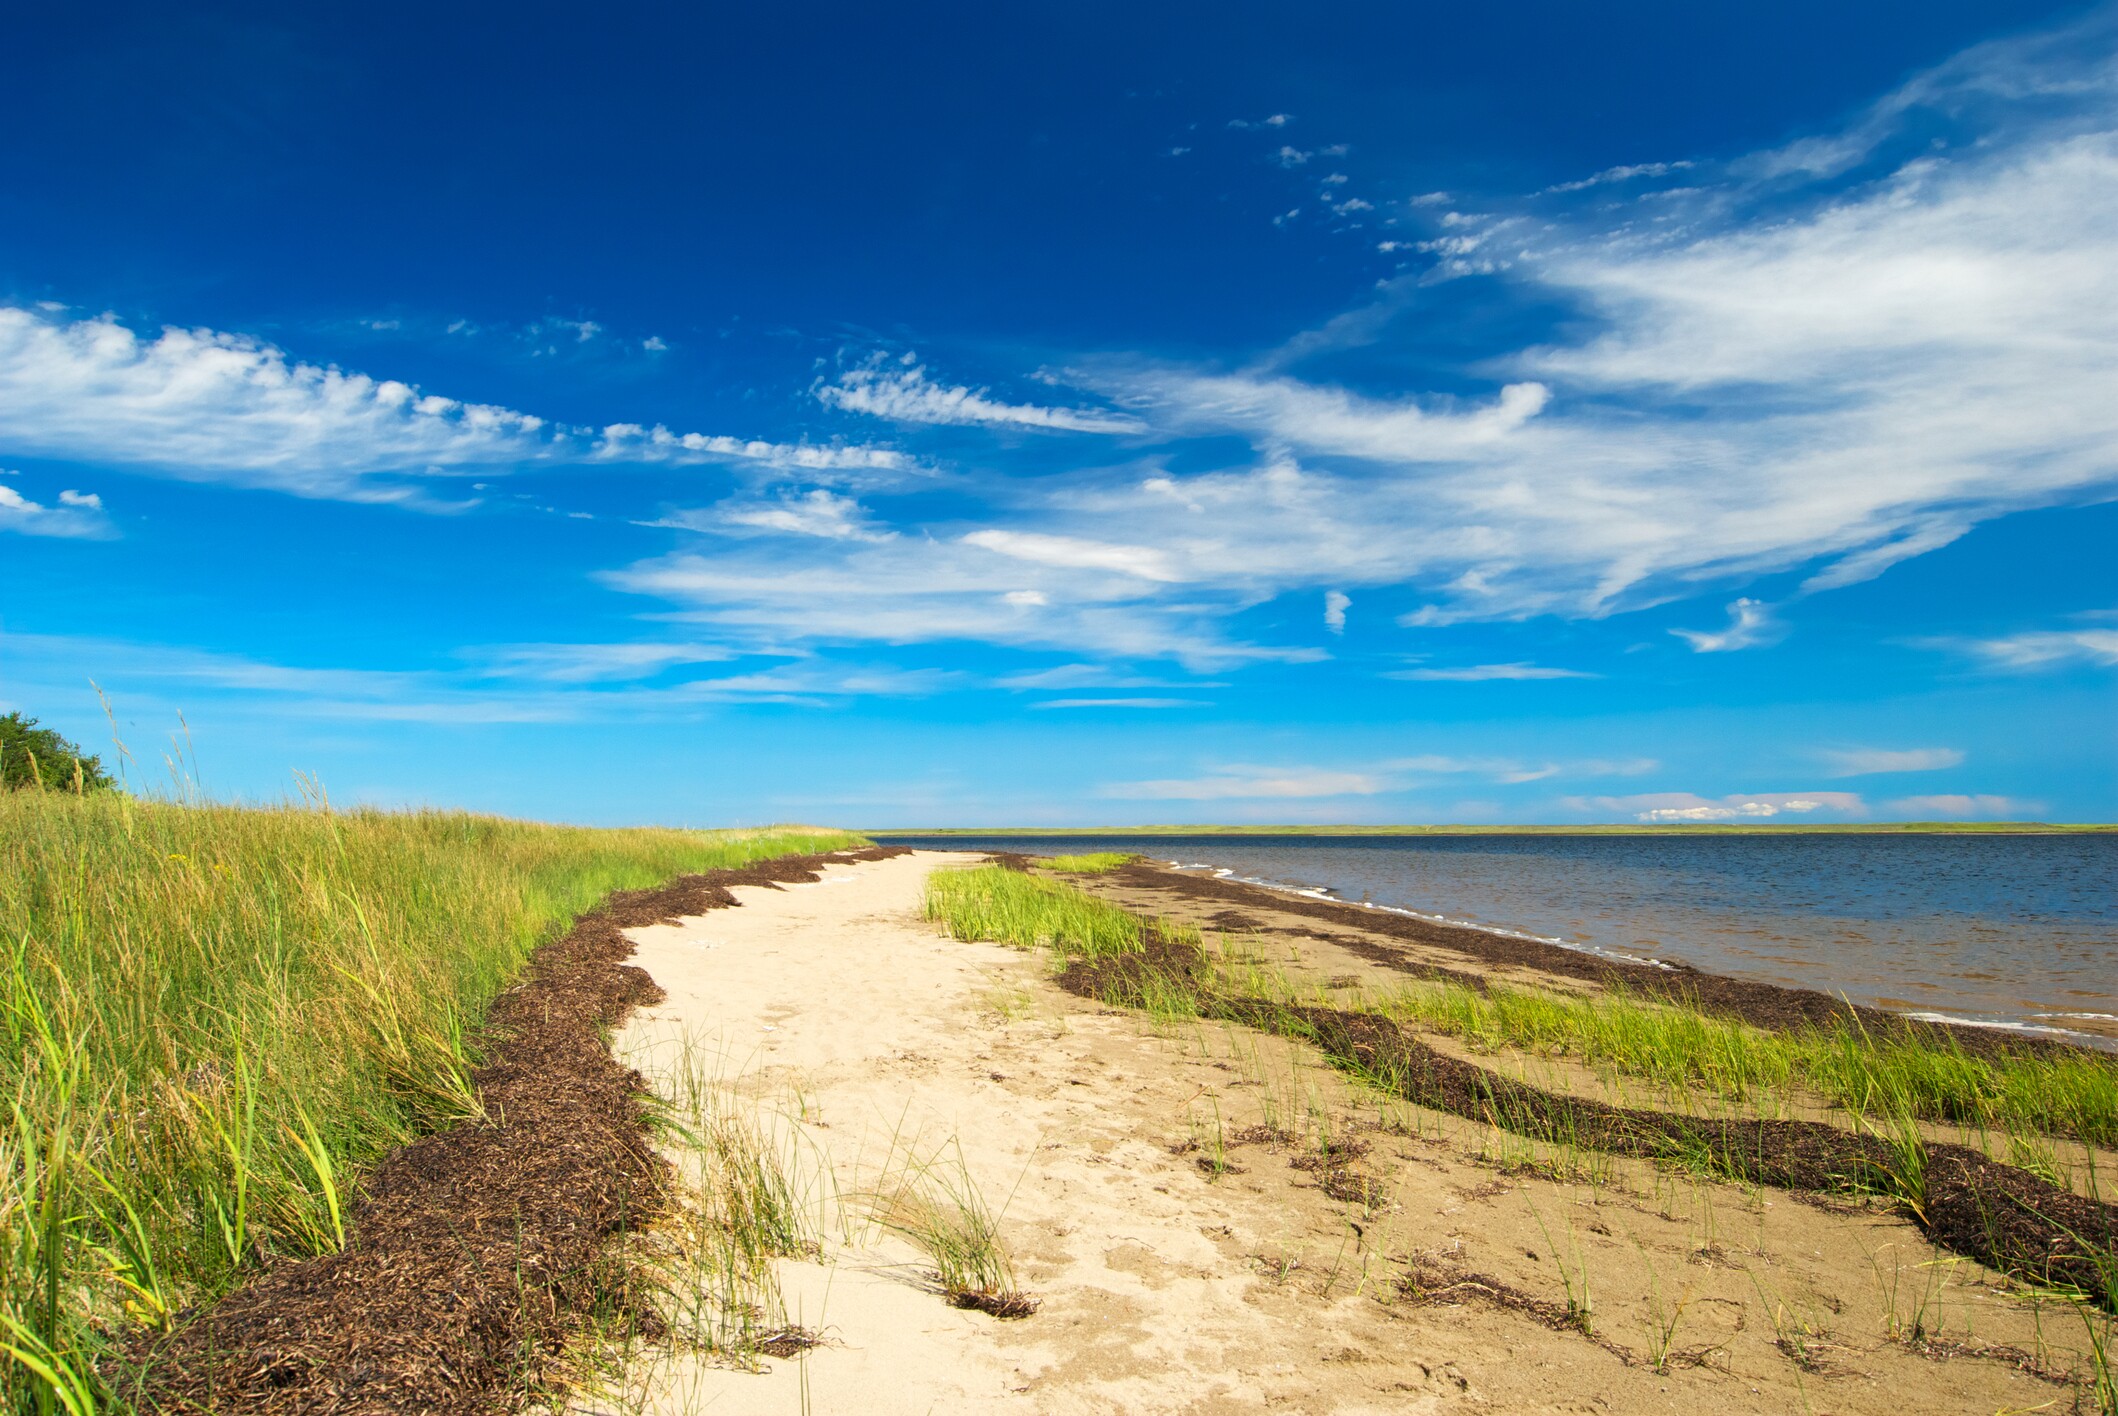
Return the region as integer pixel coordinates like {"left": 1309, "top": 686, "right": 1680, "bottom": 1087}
{"left": 588, "top": 849, "right": 2101, "bottom": 1415}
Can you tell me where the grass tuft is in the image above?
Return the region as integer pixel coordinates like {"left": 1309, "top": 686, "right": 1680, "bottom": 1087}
{"left": 924, "top": 863, "right": 1193, "bottom": 960}
{"left": 873, "top": 1144, "right": 1037, "bottom": 1319}
{"left": 1041, "top": 852, "right": 1139, "bottom": 874}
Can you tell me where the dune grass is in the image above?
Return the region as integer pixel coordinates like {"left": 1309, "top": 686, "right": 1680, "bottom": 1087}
{"left": 0, "top": 790, "right": 861, "bottom": 1416}
{"left": 1041, "top": 852, "right": 1139, "bottom": 874}
{"left": 925, "top": 862, "right": 1188, "bottom": 959}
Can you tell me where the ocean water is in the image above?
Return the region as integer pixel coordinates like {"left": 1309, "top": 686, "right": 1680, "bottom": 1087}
{"left": 882, "top": 832, "right": 2118, "bottom": 1044}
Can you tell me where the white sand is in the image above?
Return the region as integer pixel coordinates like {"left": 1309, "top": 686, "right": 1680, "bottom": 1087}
{"left": 596, "top": 850, "right": 2088, "bottom": 1415}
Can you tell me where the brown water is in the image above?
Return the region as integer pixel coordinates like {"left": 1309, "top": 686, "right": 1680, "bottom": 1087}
{"left": 884, "top": 832, "right": 2118, "bottom": 1045}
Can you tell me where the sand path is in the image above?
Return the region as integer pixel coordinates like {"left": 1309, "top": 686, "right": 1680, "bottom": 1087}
{"left": 596, "top": 851, "right": 2088, "bottom": 1415}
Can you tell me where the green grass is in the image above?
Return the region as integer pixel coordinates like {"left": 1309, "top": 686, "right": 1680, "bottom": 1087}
{"left": 0, "top": 791, "right": 861, "bottom": 1416}
{"left": 1041, "top": 852, "right": 1139, "bottom": 874}
{"left": 1365, "top": 975, "right": 2118, "bottom": 1150}
{"left": 925, "top": 863, "right": 1190, "bottom": 959}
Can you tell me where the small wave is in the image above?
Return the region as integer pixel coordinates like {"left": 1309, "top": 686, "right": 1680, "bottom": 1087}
{"left": 1205, "top": 867, "right": 1673, "bottom": 970}
{"left": 1903, "top": 1010, "right": 2097, "bottom": 1041}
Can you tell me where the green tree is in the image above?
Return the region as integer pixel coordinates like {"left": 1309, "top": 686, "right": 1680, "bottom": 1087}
{"left": 0, "top": 711, "right": 114, "bottom": 792}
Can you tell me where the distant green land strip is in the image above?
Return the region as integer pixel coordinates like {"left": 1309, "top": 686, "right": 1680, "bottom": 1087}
{"left": 869, "top": 822, "right": 2116, "bottom": 836}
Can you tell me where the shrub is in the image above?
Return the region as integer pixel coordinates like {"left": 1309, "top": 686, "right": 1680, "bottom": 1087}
{"left": 0, "top": 712, "right": 112, "bottom": 792}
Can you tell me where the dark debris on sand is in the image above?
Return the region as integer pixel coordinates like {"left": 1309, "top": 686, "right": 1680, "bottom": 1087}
{"left": 1056, "top": 939, "right": 2118, "bottom": 1308}
{"left": 129, "top": 847, "right": 908, "bottom": 1416}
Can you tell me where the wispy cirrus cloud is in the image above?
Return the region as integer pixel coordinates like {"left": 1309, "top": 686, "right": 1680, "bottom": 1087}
{"left": 1671, "top": 599, "right": 1778, "bottom": 654}
{"left": 704, "top": 489, "right": 897, "bottom": 542}
{"left": 1100, "top": 767, "right": 1384, "bottom": 800}
{"left": 995, "top": 663, "right": 1211, "bottom": 690}
{"left": 1888, "top": 793, "right": 2040, "bottom": 818}
{"left": 1030, "top": 697, "right": 1206, "bottom": 710}
{"left": 972, "top": 28, "right": 2118, "bottom": 641}
{"left": 1953, "top": 624, "right": 2118, "bottom": 671}
{"left": 817, "top": 358, "right": 1141, "bottom": 433}
{"left": 0, "top": 630, "right": 951, "bottom": 730}
{"left": 468, "top": 642, "right": 740, "bottom": 683}
{"left": 1820, "top": 746, "right": 1965, "bottom": 776}
{"left": 1100, "top": 753, "right": 1657, "bottom": 802}
{"left": 1386, "top": 662, "right": 1596, "bottom": 681}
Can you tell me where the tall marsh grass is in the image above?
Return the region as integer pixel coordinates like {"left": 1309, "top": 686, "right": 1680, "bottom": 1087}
{"left": 0, "top": 790, "right": 860, "bottom": 1415}
{"left": 1370, "top": 976, "right": 2118, "bottom": 1149}
{"left": 1042, "top": 852, "right": 1138, "bottom": 874}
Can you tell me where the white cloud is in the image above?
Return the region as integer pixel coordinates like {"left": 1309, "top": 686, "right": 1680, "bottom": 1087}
{"left": 471, "top": 642, "right": 739, "bottom": 683}
{"left": 1097, "top": 752, "right": 1654, "bottom": 802}
{"left": 1022, "top": 41, "right": 2118, "bottom": 629}
{"left": 583, "top": 22, "right": 2118, "bottom": 667}
{"left": 1029, "top": 698, "right": 1205, "bottom": 710}
{"left": 1955, "top": 625, "right": 2118, "bottom": 670}
{"left": 603, "top": 541, "right": 1329, "bottom": 671}
{"left": 1889, "top": 793, "right": 2038, "bottom": 818}
{"left": 1539, "top": 160, "right": 1694, "bottom": 195}
{"left": 963, "top": 529, "right": 1183, "bottom": 582}
{"left": 0, "top": 305, "right": 912, "bottom": 502}
{"left": 1672, "top": 598, "right": 1776, "bottom": 653}
{"left": 0, "top": 306, "right": 553, "bottom": 501}
{"left": 817, "top": 360, "right": 1140, "bottom": 434}
{"left": 1100, "top": 768, "right": 1384, "bottom": 800}
{"left": 0, "top": 480, "right": 111, "bottom": 538}
{"left": 1274, "top": 146, "right": 1312, "bottom": 167}
{"left": 1571, "top": 790, "right": 1866, "bottom": 823}
{"left": 1386, "top": 662, "right": 1595, "bottom": 681}
{"left": 1324, "top": 590, "right": 1350, "bottom": 633}
{"left": 996, "top": 663, "right": 1205, "bottom": 690}
{"left": 1820, "top": 746, "right": 1965, "bottom": 776}
{"left": 594, "top": 423, "right": 915, "bottom": 477}
{"left": 711, "top": 489, "right": 896, "bottom": 542}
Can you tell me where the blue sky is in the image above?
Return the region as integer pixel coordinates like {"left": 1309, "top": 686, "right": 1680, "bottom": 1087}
{"left": 2, "top": 1, "right": 2113, "bottom": 826}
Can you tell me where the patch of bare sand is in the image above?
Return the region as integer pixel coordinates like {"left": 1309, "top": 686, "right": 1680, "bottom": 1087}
{"left": 597, "top": 851, "right": 2096, "bottom": 1414}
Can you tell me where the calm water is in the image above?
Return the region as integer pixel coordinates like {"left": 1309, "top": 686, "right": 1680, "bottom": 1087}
{"left": 882, "top": 833, "right": 2118, "bottom": 1043}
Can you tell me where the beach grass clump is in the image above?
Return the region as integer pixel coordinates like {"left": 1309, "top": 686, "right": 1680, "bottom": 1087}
{"left": 639, "top": 1068, "right": 830, "bottom": 1364}
{"left": 874, "top": 1146, "right": 1036, "bottom": 1318}
{"left": 1364, "top": 974, "right": 2118, "bottom": 1149}
{"left": 0, "top": 789, "right": 860, "bottom": 1416}
{"left": 1041, "top": 852, "right": 1138, "bottom": 874}
{"left": 925, "top": 863, "right": 1191, "bottom": 959}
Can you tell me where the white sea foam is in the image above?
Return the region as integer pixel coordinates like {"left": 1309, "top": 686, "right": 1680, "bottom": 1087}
{"left": 1201, "top": 865, "right": 1674, "bottom": 970}
{"left": 1903, "top": 1010, "right": 2094, "bottom": 1040}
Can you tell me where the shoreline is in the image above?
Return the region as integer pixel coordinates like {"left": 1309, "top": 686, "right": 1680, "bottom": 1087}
{"left": 1065, "top": 854, "right": 2117, "bottom": 1055}
{"left": 887, "top": 835, "right": 2118, "bottom": 1049}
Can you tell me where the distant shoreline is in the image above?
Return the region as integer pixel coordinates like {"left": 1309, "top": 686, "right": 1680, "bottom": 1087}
{"left": 867, "top": 821, "right": 2117, "bottom": 836}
